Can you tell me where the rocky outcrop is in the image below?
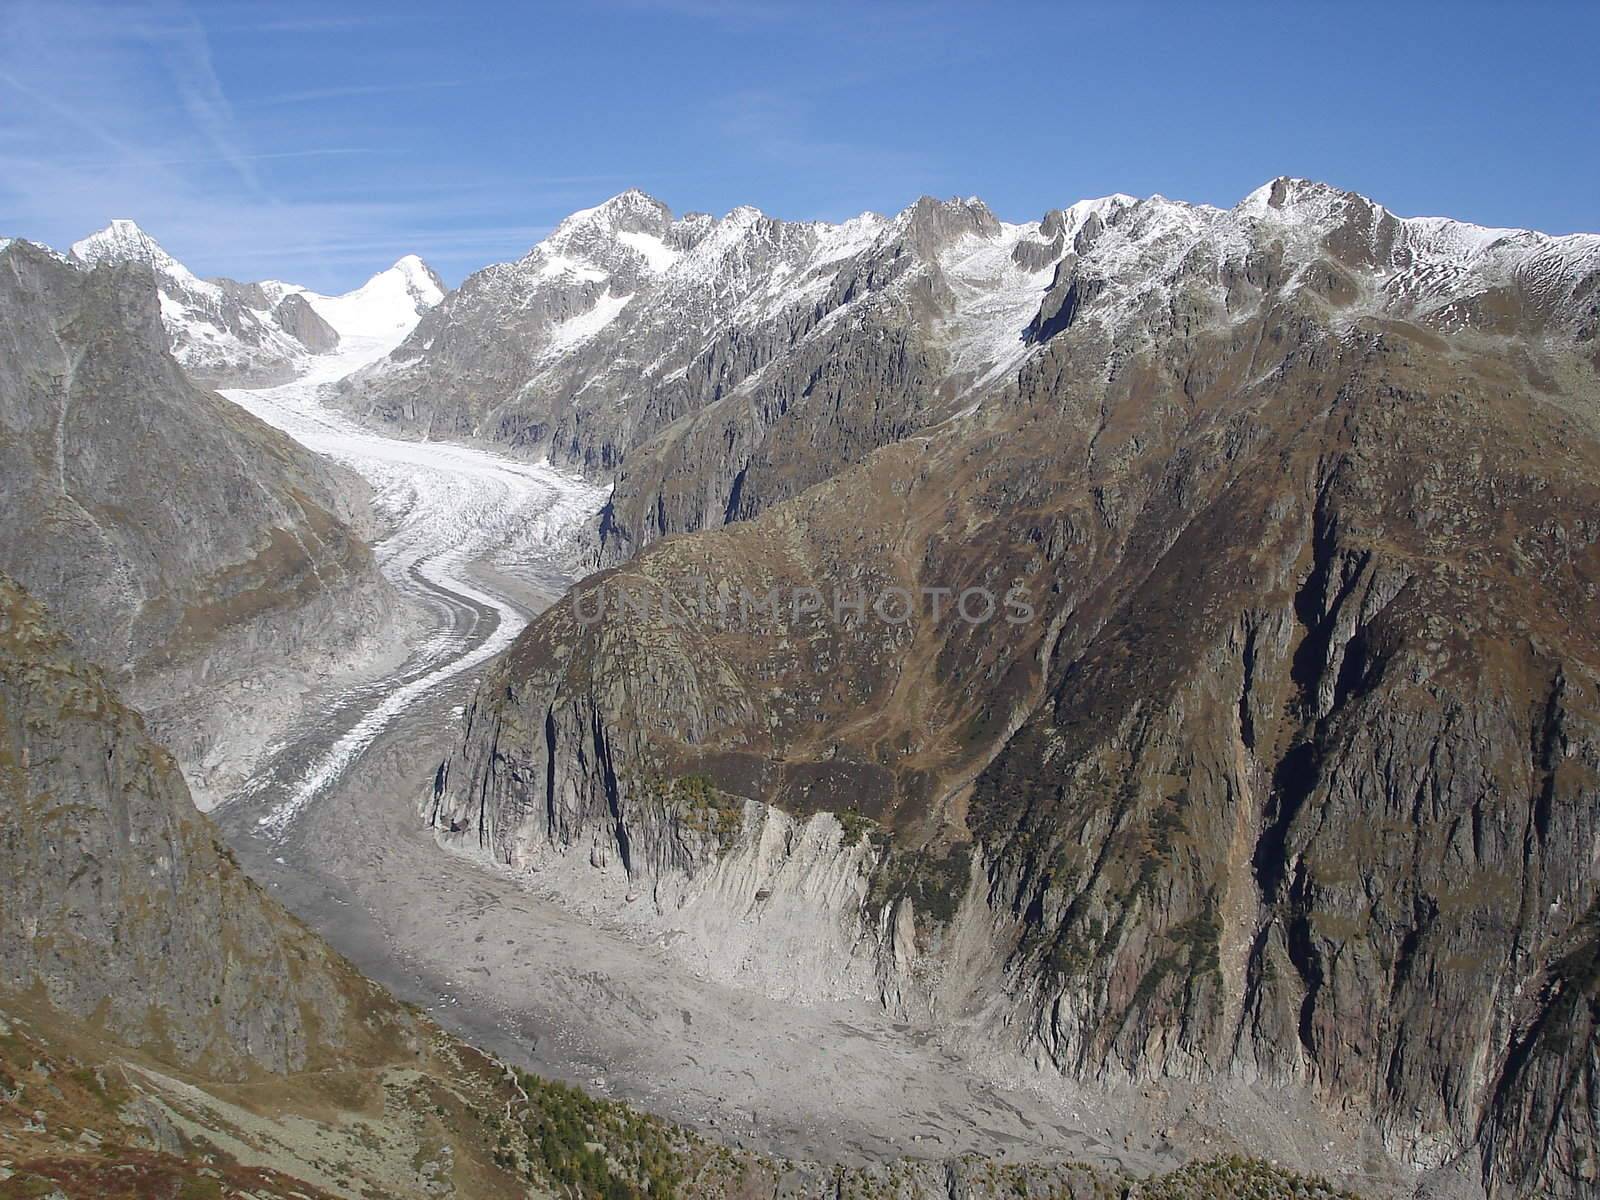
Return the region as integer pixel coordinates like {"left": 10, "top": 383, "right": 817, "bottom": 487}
{"left": 0, "top": 572, "right": 401, "bottom": 1077}
{"left": 69, "top": 220, "right": 314, "bottom": 385}
{"left": 271, "top": 289, "right": 340, "bottom": 351}
{"left": 0, "top": 238, "right": 397, "bottom": 805}
{"left": 427, "top": 180, "right": 1600, "bottom": 1198}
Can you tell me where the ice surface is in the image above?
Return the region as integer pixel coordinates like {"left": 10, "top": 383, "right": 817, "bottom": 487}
{"left": 217, "top": 305, "right": 606, "bottom": 836}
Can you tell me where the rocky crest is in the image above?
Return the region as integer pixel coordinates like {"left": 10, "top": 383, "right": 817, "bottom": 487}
{"left": 426, "top": 180, "right": 1600, "bottom": 1199}
{"left": 271, "top": 289, "right": 341, "bottom": 352}
{"left": 339, "top": 188, "right": 1069, "bottom": 566}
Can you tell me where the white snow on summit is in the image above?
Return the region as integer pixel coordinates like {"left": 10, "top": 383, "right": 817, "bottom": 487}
{"left": 68, "top": 220, "right": 444, "bottom": 383}
{"left": 1235, "top": 178, "right": 1600, "bottom": 333}
{"left": 71, "top": 218, "right": 200, "bottom": 283}
{"left": 269, "top": 255, "right": 446, "bottom": 345}
{"left": 71, "top": 220, "right": 307, "bottom": 382}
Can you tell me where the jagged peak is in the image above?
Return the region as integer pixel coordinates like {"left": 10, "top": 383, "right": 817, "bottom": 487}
{"left": 1068, "top": 193, "right": 1140, "bottom": 214}
{"left": 79, "top": 216, "right": 153, "bottom": 246}
{"left": 70, "top": 219, "right": 192, "bottom": 280}
{"left": 902, "top": 194, "right": 999, "bottom": 221}
{"left": 0, "top": 236, "right": 72, "bottom": 266}
{"left": 511, "top": 190, "right": 682, "bottom": 279}
{"left": 1232, "top": 176, "right": 1591, "bottom": 268}
{"left": 889, "top": 194, "right": 1004, "bottom": 257}
{"left": 821, "top": 211, "right": 888, "bottom": 239}
{"left": 378, "top": 254, "right": 447, "bottom": 302}
{"left": 606, "top": 186, "right": 669, "bottom": 210}
{"left": 1236, "top": 177, "right": 1390, "bottom": 228}
{"left": 554, "top": 188, "right": 673, "bottom": 236}
{"left": 1035, "top": 194, "right": 1141, "bottom": 243}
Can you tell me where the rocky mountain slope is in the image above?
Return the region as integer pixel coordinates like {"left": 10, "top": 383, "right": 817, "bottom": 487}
{"left": 0, "top": 569, "right": 1347, "bottom": 1200}
{"left": 343, "top": 181, "right": 1600, "bottom": 578}
{"left": 0, "top": 237, "right": 399, "bottom": 806}
{"left": 0, "top": 570, "right": 528, "bottom": 1197}
{"left": 70, "top": 219, "right": 444, "bottom": 386}
{"left": 336, "top": 188, "right": 1021, "bottom": 564}
{"left": 424, "top": 180, "right": 1600, "bottom": 1199}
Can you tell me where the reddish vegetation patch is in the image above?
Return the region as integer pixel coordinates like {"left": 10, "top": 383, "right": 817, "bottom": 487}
{"left": 3, "top": 1149, "right": 337, "bottom": 1200}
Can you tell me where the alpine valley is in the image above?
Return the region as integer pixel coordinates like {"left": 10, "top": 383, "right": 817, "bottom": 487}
{"left": 1, "top": 176, "right": 1596, "bottom": 1200}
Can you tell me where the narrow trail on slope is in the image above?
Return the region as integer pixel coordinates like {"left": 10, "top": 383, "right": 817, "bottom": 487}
{"left": 214, "top": 333, "right": 607, "bottom": 837}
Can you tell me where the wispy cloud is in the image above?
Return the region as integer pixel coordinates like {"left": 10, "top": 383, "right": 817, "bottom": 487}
{"left": 0, "top": 65, "right": 142, "bottom": 158}
{"left": 133, "top": 5, "right": 420, "bottom": 37}
{"left": 137, "top": 6, "right": 264, "bottom": 193}
{"left": 603, "top": 0, "right": 966, "bottom": 45}
{"left": 256, "top": 79, "right": 469, "bottom": 107}
{"left": 10, "top": 147, "right": 384, "bottom": 171}
{"left": 0, "top": 0, "right": 470, "bottom": 291}
{"left": 213, "top": 12, "right": 406, "bottom": 35}
{"left": 600, "top": 0, "right": 802, "bottom": 26}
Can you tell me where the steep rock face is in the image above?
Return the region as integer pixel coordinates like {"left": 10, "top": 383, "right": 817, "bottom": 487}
{"left": 0, "top": 573, "right": 398, "bottom": 1077}
{"left": 0, "top": 239, "right": 395, "bottom": 805}
{"left": 271, "top": 289, "right": 340, "bottom": 352}
{"left": 428, "top": 181, "right": 1600, "bottom": 1197}
{"left": 0, "top": 572, "right": 1365, "bottom": 1200}
{"left": 969, "top": 335, "right": 1600, "bottom": 1194}
{"left": 0, "top": 573, "right": 617, "bottom": 1198}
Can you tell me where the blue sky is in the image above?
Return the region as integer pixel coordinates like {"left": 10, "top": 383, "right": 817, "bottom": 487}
{"left": 3, "top": 0, "right": 1596, "bottom": 293}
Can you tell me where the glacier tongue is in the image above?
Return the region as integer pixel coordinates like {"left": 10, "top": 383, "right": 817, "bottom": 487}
{"left": 216, "top": 299, "right": 607, "bottom": 836}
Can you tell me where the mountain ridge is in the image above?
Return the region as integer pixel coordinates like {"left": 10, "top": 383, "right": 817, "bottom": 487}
{"left": 67, "top": 219, "right": 446, "bottom": 386}
{"left": 0, "top": 237, "right": 404, "bottom": 809}
{"left": 334, "top": 177, "right": 1600, "bottom": 572}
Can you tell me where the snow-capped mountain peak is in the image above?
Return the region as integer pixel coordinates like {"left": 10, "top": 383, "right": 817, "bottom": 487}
{"left": 544, "top": 189, "right": 671, "bottom": 247}
{"left": 390, "top": 254, "right": 447, "bottom": 302}
{"left": 72, "top": 220, "right": 206, "bottom": 289}
{"left": 65, "top": 220, "right": 444, "bottom": 385}
{"left": 71, "top": 217, "right": 163, "bottom": 263}
{"left": 517, "top": 189, "right": 686, "bottom": 283}
{"left": 345, "top": 177, "right": 1600, "bottom": 504}
{"left": 294, "top": 257, "right": 447, "bottom": 343}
